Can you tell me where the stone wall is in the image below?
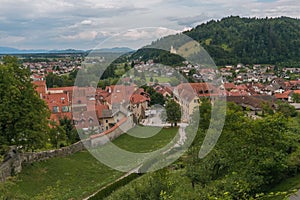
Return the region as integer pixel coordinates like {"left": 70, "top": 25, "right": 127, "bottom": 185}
{"left": 0, "top": 116, "right": 134, "bottom": 182}
{"left": 0, "top": 140, "right": 87, "bottom": 182}
{"left": 90, "top": 117, "right": 134, "bottom": 147}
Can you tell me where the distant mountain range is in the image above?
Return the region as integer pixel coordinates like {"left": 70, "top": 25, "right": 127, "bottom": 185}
{"left": 0, "top": 47, "right": 134, "bottom": 54}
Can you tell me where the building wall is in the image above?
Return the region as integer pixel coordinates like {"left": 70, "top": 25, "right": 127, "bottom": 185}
{"left": 130, "top": 101, "right": 148, "bottom": 122}
{"left": 91, "top": 117, "right": 134, "bottom": 147}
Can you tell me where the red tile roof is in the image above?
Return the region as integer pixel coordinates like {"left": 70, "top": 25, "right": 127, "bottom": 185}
{"left": 275, "top": 92, "right": 290, "bottom": 99}
{"left": 293, "top": 90, "right": 300, "bottom": 95}
{"left": 33, "top": 80, "right": 47, "bottom": 95}
{"left": 224, "top": 83, "right": 236, "bottom": 90}
{"left": 130, "top": 94, "right": 150, "bottom": 104}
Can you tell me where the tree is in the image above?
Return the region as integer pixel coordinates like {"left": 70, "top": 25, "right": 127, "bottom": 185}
{"left": 0, "top": 56, "right": 50, "bottom": 152}
{"left": 292, "top": 93, "right": 300, "bottom": 103}
{"left": 277, "top": 102, "right": 297, "bottom": 118}
{"left": 261, "top": 101, "right": 274, "bottom": 116}
{"left": 59, "top": 116, "right": 79, "bottom": 144}
{"left": 141, "top": 85, "right": 165, "bottom": 106}
{"left": 131, "top": 60, "right": 135, "bottom": 68}
{"left": 199, "top": 98, "right": 212, "bottom": 130}
{"left": 49, "top": 122, "right": 67, "bottom": 149}
{"left": 124, "top": 63, "right": 130, "bottom": 72}
{"left": 165, "top": 100, "right": 181, "bottom": 126}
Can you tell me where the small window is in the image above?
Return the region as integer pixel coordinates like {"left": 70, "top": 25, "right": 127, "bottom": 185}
{"left": 53, "top": 106, "right": 59, "bottom": 113}
{"left": 106, "top": 120, "right": 108, "bottom": 123}
{"left": 62, "top": 106, "right": 69, "bottom": 113}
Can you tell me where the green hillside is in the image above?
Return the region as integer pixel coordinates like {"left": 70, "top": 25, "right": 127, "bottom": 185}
{"left": 185, "top": 16, "right": 300, "bottom": 66}
{"left": 133, "top": 16, "right": 300, "bottom": 67}
{"left": 104, "top": 102, "right": 300, "bottom": 200}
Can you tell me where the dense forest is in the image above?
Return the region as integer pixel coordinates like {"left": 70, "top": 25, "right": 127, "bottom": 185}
{"left": 133, "top": 16, "right": 300, "bottom": 67}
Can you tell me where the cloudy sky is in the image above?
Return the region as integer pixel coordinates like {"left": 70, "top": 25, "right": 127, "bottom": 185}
{"left": 0, "top": 0, "right": 299, "bottom": 50}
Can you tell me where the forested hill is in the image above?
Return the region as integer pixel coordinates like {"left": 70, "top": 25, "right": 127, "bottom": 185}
{"left": 184, "top": 16, "right": 300, "bottom": 66}
{"left": 133, "top": 16, "right": 300, "bottom": 67}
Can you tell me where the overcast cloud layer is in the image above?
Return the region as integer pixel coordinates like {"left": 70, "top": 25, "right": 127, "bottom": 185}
{"left": 0, "top": 0, "right": 299, "bottom": 50}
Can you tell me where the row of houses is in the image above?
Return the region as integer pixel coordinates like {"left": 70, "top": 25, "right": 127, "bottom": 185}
{"left": 172, "top": 79, "right": 300, "bottom": 122}
{"left": 35, "top": 75, "right": 300, "bottom": 130}
{"left": 25, "top": 58, "right": 82, "bottom": 77}
{"left": 33, "top": 80, "right": 150, "bottom": 134}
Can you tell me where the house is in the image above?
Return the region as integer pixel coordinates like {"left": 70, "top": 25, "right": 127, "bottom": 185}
{"left": 33, "top": 80, "right": 73, "bottom": 124}
{"left": 98, "top": 109, "right": 127, "bottom": 131}
{"left": 153, "top": 85, "right": 173, "bottom": 97}
{"left": 173, "top": 83, "right": 203, "bottom": 122}
{"left": 275, "top": 90, "right": 292, "bottom": 102}
{"left": 223, "top": 83, "right": 236, "bottom": 91}
{"left": 130, "top": 93, "right": 150, "bottom": 123}
{"left": 227, "top": 96, "right": 276, "bottom": 114}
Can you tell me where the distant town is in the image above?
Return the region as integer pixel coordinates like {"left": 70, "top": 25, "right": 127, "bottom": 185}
{"left": 19, "top": 50, "right": 300, "bottom": 139}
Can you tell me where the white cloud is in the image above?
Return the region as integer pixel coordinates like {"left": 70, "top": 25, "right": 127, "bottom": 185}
{"left": 0, "top": 0, "right": 299, "bottom": 49}
{"left": 61, "top": 31, "right": 98, "bottom": 41}
{"left": 80, "top": 20, "right": 93, "bottom": 25}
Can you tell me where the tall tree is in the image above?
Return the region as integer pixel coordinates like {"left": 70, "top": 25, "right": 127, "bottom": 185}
{"left": 0, "top": 56, "right": 50, "bottom": 152}
{"left": 165, "top": 100, "right": 181, "bottom": 126}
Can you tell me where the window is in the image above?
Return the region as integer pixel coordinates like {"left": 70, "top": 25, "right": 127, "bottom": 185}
{"left": 62, "top": 106, "right": 69, "bottom": 113}
{"left": 106, "top": 120, "right": 108, "bottom": 123}
{"left": 52, "top": 106, "right": 59, "bottom": 113}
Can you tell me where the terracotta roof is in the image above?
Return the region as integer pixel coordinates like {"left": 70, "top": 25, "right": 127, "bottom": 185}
{"left": 227, "top": 96, "right": 273, "bottom": 110}
{"left": 130, "top": 94, "right": 150, "bottom": 104}
{"left": 179, "top": 89, "right": 198, "bottom": 103}
{"left": 224, "top": 83, "right": 236, "bottom": 90}
{"left": 33, "top": 80, "right": 47, "bottom": 95}
{"left": 290, "top": 80, "right": 300, "bottom": 85}
{"left": 105, "top": 85, "right": 137, "bottom": 105}
{"left": 177, "top": 83, "right": 216, "bottom": 95}
{"left": 293, "top": 90, "right": 300, "bottom": 95}
{"left": 227, "top": 90, "right": 250, "bottom": 97}
{"left": 48, "top": 86, "right": 74, "bottom": 93}
{"left": 275, "top": 91, "right": 291, "bottom": 99}
{"left": 95, "top": 104, "right": 109, "bottom": 118}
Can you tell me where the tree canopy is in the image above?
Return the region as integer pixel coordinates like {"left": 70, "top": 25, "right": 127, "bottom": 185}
{"left": 0, "top": 56, "right": 50, "bottom": 152}
{"left": 165, "top": 100, "right": 181, "bottom": 126}
{"left": 132, "top": 16, "right": 300, "bottom": 67}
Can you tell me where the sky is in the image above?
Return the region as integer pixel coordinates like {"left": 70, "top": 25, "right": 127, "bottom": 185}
{"left": 0, "top": 0, "right": 299, "bottom": 50}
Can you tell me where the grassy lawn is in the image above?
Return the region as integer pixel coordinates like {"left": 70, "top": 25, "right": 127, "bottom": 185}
{"left": 112, "top": 127, "right": 178, "bottom": 153}
{"left": 9, "top": 151, "right": 123, "bottom": 200}
{"left": 2, "top": 126, "right": 178, "bottom": 199}
{"left": 146, "top": 76, "right": 171, "bottom": 83}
